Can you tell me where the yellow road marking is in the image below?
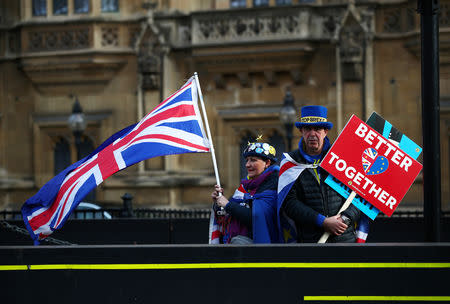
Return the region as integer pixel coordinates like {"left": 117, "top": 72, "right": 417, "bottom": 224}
{"left": 1, "top": 262, "right": 449, "bottom": 271}
{"left": 304, "top": 296, "right": 450, "bottom": 301}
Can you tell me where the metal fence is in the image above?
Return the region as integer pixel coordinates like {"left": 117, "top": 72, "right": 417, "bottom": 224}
{"left": 0, "top": 207, "right": 211, "bottom": 220}
{"left": 2, "top": 207, "right": 449, "bottom": 221}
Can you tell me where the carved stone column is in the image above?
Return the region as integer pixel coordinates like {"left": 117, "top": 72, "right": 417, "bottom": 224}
{"left": 336, "top": 3, "right": 375, "bottom": 123}
{"left": 135, "top": 6, "right": 168, "bottom": 173}
{"left": 362, "top": 10, "right": 375, "bottom": 120}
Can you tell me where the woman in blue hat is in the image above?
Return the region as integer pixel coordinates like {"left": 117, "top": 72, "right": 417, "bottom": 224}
{"left": 277, "top": 105, "right": 362, "bottom": 243}
{"left": 209, "top": 139, "right": 280, "bottom": 244}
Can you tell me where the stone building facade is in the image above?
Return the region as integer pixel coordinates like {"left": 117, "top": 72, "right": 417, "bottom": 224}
{"left": 0, "top": 0, "right": 448, "bottom": 213}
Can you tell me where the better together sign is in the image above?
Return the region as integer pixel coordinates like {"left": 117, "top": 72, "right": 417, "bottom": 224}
{"left": 321, "top": 115, "right": 422, "bottom": 217}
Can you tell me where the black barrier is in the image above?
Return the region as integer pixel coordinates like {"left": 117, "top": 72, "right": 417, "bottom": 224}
{"left": 1, "top": 217, "right": 449, "bottom": 245}
{"left": 1, "top": 244, "right": 449, "bottom": 304}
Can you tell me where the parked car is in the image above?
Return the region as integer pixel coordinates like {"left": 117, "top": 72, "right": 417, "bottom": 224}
{"left": 72, "top": 202, "right": 112, "bottom": 219}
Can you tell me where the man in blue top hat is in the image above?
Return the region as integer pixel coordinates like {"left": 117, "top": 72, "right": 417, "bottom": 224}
{"left": 277, "top": 105, "right": 361, "bottom": 243}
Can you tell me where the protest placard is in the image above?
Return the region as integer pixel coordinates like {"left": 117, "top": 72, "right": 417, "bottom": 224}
{"left": 324, "top": 112, "right": 422, "bottom": 219}
{"left": 321, "top": 115, "right": 423, "bottom": 217}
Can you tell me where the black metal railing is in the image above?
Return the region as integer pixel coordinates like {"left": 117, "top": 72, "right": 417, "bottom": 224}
{"left": 2, "top": 193, "right": 448, "bottom": 220}
{"left": 2, "top": 207, "right": 449, "bottom": 221}
{"left": 134, "top": 208, "right": 211, "bottom": 219}
{"left": 0, "top": 208, "right": 211, "bottom": 221}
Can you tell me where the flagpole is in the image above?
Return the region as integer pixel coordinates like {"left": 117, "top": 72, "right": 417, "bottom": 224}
{"left": 194, "top": 72, "right": 221, "bottom": 189}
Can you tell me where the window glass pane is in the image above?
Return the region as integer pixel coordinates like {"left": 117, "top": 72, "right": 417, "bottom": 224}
{"left": 32, "top": 0, "right": 47, "bottom": 16}
{"left": 74, "top": 0, "right": 90, "bottom": 13}
{"left": 230, "top": 0, "right": 246, "bottom": 8}
{"left": 79, "top": 136, "right": 94, "bottom": 160}
{"left": 253, "top": 0, "right": 269, "bottom": 7}
{"left": 53, "top": 0, "right": 68, "bottom": 15}
{"left": 276, "top": 0, "right": 292, "bottom": 5}
{"left": 269, "top": 131, "right": 285, "bottom": 166}
{"left": 54, "top": 137, "right": 71, "bottom": 175}
{"left": 101, "top": 0, "right": 119, "bottom": 12}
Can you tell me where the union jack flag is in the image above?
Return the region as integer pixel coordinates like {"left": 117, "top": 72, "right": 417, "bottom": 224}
{"left": 356, "top": 214, "right": 370, "bottom": 243}
{"left": 22, "top": 77, "right": 210, "bottom": 244}
{"left": 277, "top": 153, "right": 314, "bottom": 243}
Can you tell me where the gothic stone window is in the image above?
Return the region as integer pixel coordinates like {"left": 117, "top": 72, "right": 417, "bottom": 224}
{"left": 268, "top": 130, "right": 285, "bottom": 166}
{"left": 54, "top": 135, "right": 94, "bottom": 174}
{"left": 54, "top": 137, "right": 71, "bottom": 175}
{"left": 53, "top": 0, "right": 68, "bottom": 15}
{"left": 78, "top": 135, "right": 95, "bottom": 160}
{"left": 74, "top": 0, "right": 89, "bottom": 13}
{"left": 101, "top": 0, "right": 119, "bottom": 12}
{"left": 276, "top": 0, "right": 292, "bottom": 5}
{"left": 230, "top": 0, "right": 246, "bottom": 8}
{"left": 253, "top": 0, "right": 269, "bottom": 7}
{"left": 32, "top": 0, "right": 47, "bottom": 16}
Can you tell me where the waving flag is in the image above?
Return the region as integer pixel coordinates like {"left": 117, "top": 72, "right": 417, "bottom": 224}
{"left": 22, "top": 77, "right": 210, "bottom": 244}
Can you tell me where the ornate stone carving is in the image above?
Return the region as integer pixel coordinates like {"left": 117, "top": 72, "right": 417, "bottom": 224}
{"left": 323, "top": 15, "right": 337, "bottom": 36}
{"left": 340, "top": 24, "right": 364, "bottom": 63}
{"left": 75, "top": 29, "right": 89, "bottom": 48}
{"left": 290, "top": 70, "right": 303, "bottom": 85}
{"left": 27, "top": 29, "right": 90, "bottom": 52}
{"left": 60, "top": 31, "right": 73, "bottom": 49}
{"left": 382, "top": 3, "right": 417, "bottom": 34}
{"left": 268, "top": 16, "right": 281, "bottom": 33}
{"left": 190, "top": 7, "right": 348, "bottom": 45}
{"left": 29, "top": 32, "right": 43, "bottom": 51}
{"left": 101, "top": 27, "right": 119, "bottom": 47}
{"left": 138, "top": 54, "right": 161, "bottom": 90}
{"left": 337, "top": 5, "right": 374, "bottom": 82}
{"left": 264, "top": 71, "right": 277, "bottom": 86}
{"left": 8, "top": 30, "right": 20, "bottom": 54}
{"left": 142, "top": 73, "right": 160, "bottom": 90}
{"left": 46, "top": 32, "right": 58, "bottom": 49}
{"left": 135, "top": 9, "right": 168, "bottom": 91}
{"left": 440, "top": 3, "right": 450, "bottom": 27}
{"left": 214, "top": 74, "right": 225, "bottom": 89}
{"left": 383, "top": 7, "right": 402, "bottom": 33}
{"left": 406, "top": 6, "right": 416, "bottom": 31}
{"left": 177, "top": 24, "right": 191, "bottom": 46}
{"left": 194, "top": 12, "right": 306, "bottom": 44}
{"left": 129, "top": 27, "right": 141, "bottom": 48}
{"left": 237, "top": 72, "right": 250, "bottom": 87}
